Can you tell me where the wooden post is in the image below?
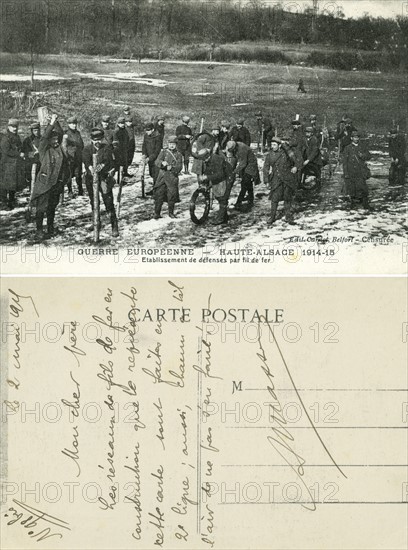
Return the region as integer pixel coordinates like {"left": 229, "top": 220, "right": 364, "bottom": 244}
{"left": 116, "top": 166, "right": 123, "bottom": 218}
{"left": 92, "top": 153, "right": 100, "bottom": 243}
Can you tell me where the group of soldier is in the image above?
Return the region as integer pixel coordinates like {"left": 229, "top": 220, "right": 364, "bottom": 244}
{"left": 0, "top": 105, "right": 406, "bottom": 238}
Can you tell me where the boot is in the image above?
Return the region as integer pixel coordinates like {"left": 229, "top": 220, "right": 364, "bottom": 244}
{"left": 184, "top": 162, "right": 190, "bottom": 175}
{"left": 77, "top": 180, "right": 84, "bottom": 196}
{"left": 47, "top": 209, "right": 56, "bottom": 237}
{"left": 154, "top": 202, "right": 162, "bottom": 220}
{"left": 212, "top": 204, "right": 228, "bottom": 225}
{"left": 111, "top": 212, "right": 119, "bottom": 237}
{"left": 284, "top": 210, "right": 295, "bottom": 224}
{"left": 168, "top": 203, "right": 177, "bottom": 218}
{"left": 35, "top": 212, "right": 45, "bottom": 240}
{"left": 67, "top": 180, "right": 73, "bottom": 199}
{"left": 268, "top": 203, "right": 278, "bottom": 225}
{"left": 247, "top": 185, "right": 254, "bottom": 207}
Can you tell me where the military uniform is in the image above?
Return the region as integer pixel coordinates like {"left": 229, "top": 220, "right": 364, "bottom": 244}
{"left": 82, "top": 140, "right": 118, "bottom": 234}
{"left": 219, "top": 127, "right": 232, "bottom": 151}
{"left": 290, "top": 126, "right": 307, "bottom": 187}
{"left": 227, "top": 141, "right": 260, "bottom": 208}
{"left": 201, "top": 152, "right": 234, "bottom": 224}
{"left": 154, "top": 120, "right": 165, "bottom": 149}
{"left": 230, "top": 124, "right": 251, "bottom": 146}
{"left": 22, "top": 126, "right": 41, "bottom": 186}
{"left": 102, "top": 127, "right": 114, "bottom": 147}
{"left": 191, "top": 132, "right": 217, "bottom": 176}
{"left": 112, "top": 121, "right": 129, "bottom": 173}
{"left": 0, "top": 122, "right": 26, "bottom": 208}
{"left": 176, "top": 121, "right": 193, "bottom": 172}
{"left": 335, "top": 120, "right": 357, "bottom": 153}
{"left": 263, "top": 141, "right": 297, "bottom": 224}
{"left": 388, "top": 131, "right": 406, "bottom": 187}
{"left": 31, "top": 123, "right": 69, "bottom": 236}
{"left": 342, "top": 141, "right": 371, "bottom": 207}
{"left": 153, "top": 145, "right": 183, "bottom": 218}
{"left": 142, "top": 127, "right": 162, "bottom": 184}
{"left": 303, "top": 133, "right": 323, "bottom": 189}
{"left": 256, "top": 116, "right": 274, "bottom": 150}
{"left": 64, "top": 123, "right": 84, "bottom": 195}
{"left": 125, "top": 117, "right": 135, "bottom": 171}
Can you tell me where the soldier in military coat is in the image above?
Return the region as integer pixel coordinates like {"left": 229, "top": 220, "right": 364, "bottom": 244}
{"left": 388, "top": 128, "right": 406, "bottom": 187}
{"left": 263, "top": 135, "right": 298, "bottom": 225}
{"left": 225, "top": 140, "right": 259, "bottom": 210}
{"left": 175, "top": 115, "right": 193, "bottom": 174}
{"left": 82, "top": 128, "right": 119, "bottom": 237}
{"left": 342, "top": 130, "right": 372, "bottom": 209}
{"left": 0, "top": 118, "right": 26, "bottom": 209}
{"left": 63, "top": 116, "right": 84, "bottom": 197}
{"left": 153, "top": 135, "right": 183, "bottom": 219}
{"left": 22, "top": 122, "right": 41, "bottom": 187}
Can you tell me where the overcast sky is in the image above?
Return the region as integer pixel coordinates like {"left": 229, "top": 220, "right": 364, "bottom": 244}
{"left": 255, "top": 0, "right": 405, "bottom": 19}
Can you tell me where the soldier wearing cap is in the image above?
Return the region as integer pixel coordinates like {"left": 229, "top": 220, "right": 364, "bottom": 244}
{"left": 342, "top": 130, "right": 372, "bottom": 209}
{"left": 100, "top": 115, "right": 114, "bottom": 147}
{"left": 124, "top": 115, "right": 135, "bottom": 177}
{"left": 219, "top": 121, "right": 232, "bottom": 151}
{"left": 388, "top": 128, "right": 406, "bottom": 187}
{"left": 113, "top": 116, "right": 130, "bottom": 177}
{"left": 256, "top": 112, "right": 274, "bottom": 151}
{"left": 63, "top": 116, "right": 84, "bottom": 198}
{"left": 31, "top": 114, "right": 69, "bottom": 239}
{"left": 23, "top": 122, "right": 41, "bottom": 188}
{"left": 191, "top": 128, "right": 219, "bottom": 178}
{"left": 142, "top": 122, "right": 162, "bottom": 191}
{"left": 210, "top": 124, "right": 221, "bottom": 154}
{"left": 302, "top": 126, "right": 323, "bottom": 190}
{"left": 194, "top": 146, "right": 234, "bottom": 225}
{"left": 176, "top": 115, "right": 193, "bottom": 174}
{"left": 153, "top": 135, "right": 183, "bottom": 219}
{"left": 231, "top": 119, "right": 251, "bottom": 147}
{"left": 225, "top": 140, "right": 259, "bottom": 210}
{"left": 123, "top": 105, "right": 131, "bottom": 117}
{"left": 82, "top": 128, "right": 119, "bottom": 237}
{"left": 290, "top": 117, "right": 307, "bottom": 186}
{"left": 154, "top": 115, "right": 165, "bottom": 149}
{"left": 335, "top": 115, "right": 357, "bottom": 153}
{"left": 263, "top": 134, "right": 298, "bottom": 225}
{"left": 0, "top": 118, "right": 26, "bottom": 210}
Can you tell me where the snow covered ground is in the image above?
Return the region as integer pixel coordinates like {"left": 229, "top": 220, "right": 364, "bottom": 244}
{"left": 1, "top": 149, "right": 406, "bottom": 257}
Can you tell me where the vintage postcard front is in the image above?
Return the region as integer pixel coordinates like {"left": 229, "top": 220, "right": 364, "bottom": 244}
{"left": 1, "top": 277, "right": 407, "bottom": 549}
{"left": 1, "top": 1, "right": 407, "bottom": 275}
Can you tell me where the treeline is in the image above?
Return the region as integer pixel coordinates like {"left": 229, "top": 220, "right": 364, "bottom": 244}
{"left": 1, "top": 0, "right": 407, "bottom": 70}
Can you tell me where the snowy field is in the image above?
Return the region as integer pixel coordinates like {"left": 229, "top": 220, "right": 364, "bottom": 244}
{"left": 0, "top": 147, "right": 406, "bottom": 254}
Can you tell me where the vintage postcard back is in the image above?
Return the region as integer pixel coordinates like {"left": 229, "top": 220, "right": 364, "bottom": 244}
{"left": 1, "top": 277, "right": 407, "bottom": 549}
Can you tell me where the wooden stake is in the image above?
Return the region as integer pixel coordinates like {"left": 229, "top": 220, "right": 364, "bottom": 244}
{"left": 92, "top": 153, "right": 100, "bottom": 243}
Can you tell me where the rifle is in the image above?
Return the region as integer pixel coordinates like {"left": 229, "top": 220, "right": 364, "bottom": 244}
{"left": 322, "top": 115, "right": 332, "bottom": 179}
{"left": 139, "top": 156, "right": 146, "bottom": 198}
{"left": 260, "top": 127, "right": 264, "bottom": 154}
{"left": 116, "top": 166, "right": 124, "bottom": 218}
{"left": 25, "top": 162, "right": 37, "bottom": 222}
{"left": 92, "top": 153, "right": 100, "bottom": 243}
{"left": 333, "top": 138, "right": 341, "bottom": 175}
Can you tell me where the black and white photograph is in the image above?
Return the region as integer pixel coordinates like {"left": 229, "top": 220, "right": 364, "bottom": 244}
{"left": 0, "top": 0, "right": 407, "bottom": 270}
